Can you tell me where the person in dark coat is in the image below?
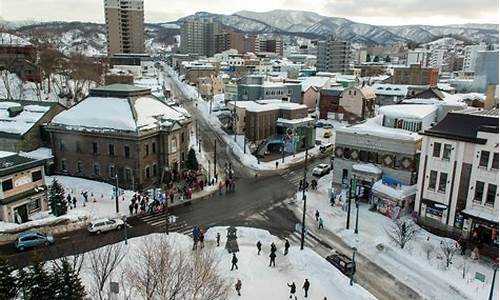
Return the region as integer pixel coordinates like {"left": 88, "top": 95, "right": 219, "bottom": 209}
{"left": 72, "top": 196, "right": 77, "bottom": 208}
{"left": 270, "top": 242, "right": 277, "bottom": 254}
{"left": 216, "top": 232, "right": 221, "bottom": 247}
{"left": 134, "top": 202, "right": 139, "bottom": 214}
{"left": 235, "top": 279, "right": 242, "bottom": 296}
{"left": 303, "top": 279, "right": 310, "bottom": 298}
{"left": 256, "top": 240, "right": 262, "bottom": 255}
{"left": 287, "top": 282, "right": 297, "bottom": 299}
{"left": 231, "top": 253, "right": 239, "bottom": 271}
{"left": 284, "top": 239, "right": 290, "bottom": 256}
{"left": 269, "top": 251, "right": 276, "bottom": 267}
{"left": 315, "top": 210, "right": 320, "bottom": 222}
{"left": 129, "top": 203, "right": 134, "bottom": 215}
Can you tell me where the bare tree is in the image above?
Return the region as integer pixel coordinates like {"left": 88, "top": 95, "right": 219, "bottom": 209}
{"left": 440, "top": 239, "right": 458, "bottom": 268}
{"left": 0, "top": 68, "right": 26, "bottom": 100}
{"left": 87, "top": 242, "right": 127, "bottom": 300}
{"left": 125, "top": 236, "right": 230, "bottom": 300}
{"left": 385, "top": 219, "right": 419, "bottom": 249}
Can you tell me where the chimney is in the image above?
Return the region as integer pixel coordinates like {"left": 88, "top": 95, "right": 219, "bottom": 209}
{"left": 484, "top": 84, "right": 498, "bottom": 110}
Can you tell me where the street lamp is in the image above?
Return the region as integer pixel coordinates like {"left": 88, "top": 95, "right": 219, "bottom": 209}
{"left": 300, "top": 129, "right": 310, "bottom": 251}
{"left": 354, "top": 187, "right": 360, "bottom": 234}
{"left": 114, "top": 174, "right": 119, "bottom": 214}
{"left": 350, "top": 247, "right": 357, "bottom": 286}
{"left": 488, "top": 264, "right": 498, "bottom": 300}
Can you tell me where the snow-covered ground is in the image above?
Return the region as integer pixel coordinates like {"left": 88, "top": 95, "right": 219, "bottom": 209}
{"left": 165, "top": 67, "right": 325, "bottom": 171}
{"left": 77, "top": 227, "right": 376, "bottom": 300}
{"left": 293, "top": 174, "right": 499, "bottom": 300}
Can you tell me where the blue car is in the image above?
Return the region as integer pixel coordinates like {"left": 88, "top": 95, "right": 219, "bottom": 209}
{"left": 315, "top": 122, "right": 324, "bottom": 128}
{"left": 15, "top": 231, "right": 54, "bottom": 251}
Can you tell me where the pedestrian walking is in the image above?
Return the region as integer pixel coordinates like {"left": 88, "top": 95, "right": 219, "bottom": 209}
{"left": 303, "top": 279, "right": 310, "bottom": 298}
{"left": 315, "top": 210, "right": 320, "bottom": 222}
{"left": 134, "top": 202, "right": 139, "bottom": 214}
{"left": 299, "top": 179, "right": 303, "bottom": 191}
{"left": 269, "top": 251, "right": 276, "bottom": 267}
{"left": 216, "top": 232, "right": 221, "bottom": 247}
{"left": 231, "top": 253, "right": 239, "bottom": 271}
{"left": 287, "top": 282, "right": 297, "bottom": 300}
{"left": 219, "top": 181, "right": 224, "bottom": 196}
{"left": 235, "top": 279, "right": 242, "bottom": 296}
{"left": 275, "top": 161, "right": 279, "bottom": 168}
{"left": 271, "top": 242, "right": 277, "bottom": 254}
{"left": 199, "top": 232, "right": 205, "bottom": 248}
{"left": 256, "top": 240, "right": 262, "bottom": 255}
{"left": 284, "top": 239, "right": 290, "bottom": 256}
{"left": 72, "top": 196, "right": 77, "bottom": 208}
{"left": 129, "top": 203, "right": 134, "bottom": 215}
{"left": 318, "top": 217, "right": 324, "bottom": 229}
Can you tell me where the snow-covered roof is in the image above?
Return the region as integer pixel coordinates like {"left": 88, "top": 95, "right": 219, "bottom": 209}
{"left": 0, "top": 102, "right": 51, "bottom": 135}
{"left": 298, "top": 76, "right": 330, "bottom": 92}
{"left": 379, "top": 104, "right": 437, "bottom": 120}
{"left": 371, "top": 83, "right": 410, "bottom": 96}
{"left": 19, "top": 147, "right": 53, "bottom": 160}
{"left": 229, "top": 100, "right": 307, "bottom": 113}
{"left": 0, "top": 32, "right": 32, "bottom": 47}
{"left": 276, "top": 117, "right": 314, "bottom": 125}
{"left": 337, "top": 115, "right": 421, "bottom": 141}
{"left": 372, "top": 180, "right": 417, "bottom": 200}
{"left": 462, "top": 206, "right": 498, "bottom": 223}
{"left": 352, "top": 163, "right": 382, "bottom": 175}
{"left": 52, "top": 95, "right": 187, "bottom": 133}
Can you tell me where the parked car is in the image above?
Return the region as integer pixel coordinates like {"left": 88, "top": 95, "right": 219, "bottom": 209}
{"left": 312, "top": 163, "right": 331, "bottom": 176}
{"left": 87, "top": 218, "right": 125, "bottom": 234}
{"left": 315, "top": 122, "right": 324, "bottom": 128}
{"left": 323, "top": 123, "right": 334, "bottom": 129}
{"left": 15, "top": 231, "right": 54, "bottom": 251}
{"left": 326, "top": 251, "right": 356, "bottom": 276}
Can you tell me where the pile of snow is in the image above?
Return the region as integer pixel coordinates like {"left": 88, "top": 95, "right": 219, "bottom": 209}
{"left": 0, "top": 102, "right": 51, "bottom": 135}
{"left": 19, "top": 147, "right": 53, "bottom": 160}
{"left": 77, "top": 228, "right": 376, "bottom": 300}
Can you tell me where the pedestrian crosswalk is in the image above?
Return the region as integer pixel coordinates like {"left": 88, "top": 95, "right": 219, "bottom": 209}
{"left": 281, "top": 170, "right": 303, "bottom": 187}
{"left": 285, "top": 230, "right": 320, "bottom": 249}
{"left": 137, "top": 213, "right": 192, "bottom": 236}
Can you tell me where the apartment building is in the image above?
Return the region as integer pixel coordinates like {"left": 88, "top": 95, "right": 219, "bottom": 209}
{"left": 180, "top": 21, "right": 220, "bottom": 57}
{"left": 104, "top": 0, "right": 145, "bottom": 56}
{"left": 389, "top": 64, "right": 439, "bottom": 86}
{"left": 316, "top": 39, "right": 351, "bottom": 74}
{"left": 237, "top": 75, "right": 301, "bottom": 103}
{"left": 215, "top": 32, "right": 257, "bottom": 54}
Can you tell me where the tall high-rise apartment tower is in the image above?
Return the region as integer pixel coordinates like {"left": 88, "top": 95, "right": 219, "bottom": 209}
{"left": 180, "top": 21, "right": 220, "bottom": 57}
{"left": 316, "top": 38, "right": 351, "bottom": 74}
{"left": 104, "top": 0, "right": 145, "bottom": 56}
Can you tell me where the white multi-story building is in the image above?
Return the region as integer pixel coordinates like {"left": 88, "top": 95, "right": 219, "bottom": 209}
{"left": 414, "top": 109, "right": 498, "bottom": 251}
{"left": 463, "top": 44, "right": 487, "bottom": 72}
{"left": 407, "top": 48, "right": 429, "bottom": 66}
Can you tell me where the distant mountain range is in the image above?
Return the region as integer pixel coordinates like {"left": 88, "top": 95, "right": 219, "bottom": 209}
{"left": 1, "top": 9, "right": 498, "bottom": 50}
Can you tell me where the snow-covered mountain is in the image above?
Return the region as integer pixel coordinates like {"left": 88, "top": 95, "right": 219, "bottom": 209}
{"left": 177, "top": 10, "right": 498, "bottom": 46}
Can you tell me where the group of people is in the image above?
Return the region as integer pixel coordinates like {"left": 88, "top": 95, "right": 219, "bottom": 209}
{"left": 128, "top": 193, "right": 159, "bottom": 216}
{"left": 298, "top": 179, "right": 318, "bottom": 191}
{"left": 64, "top": 189, "right": 106, "bottom": 210}
{"left": 287, "top": 279, "right": 310, "bottom": 299}
{"left": 192, "top": 225, "right": 205, "bottom": 250}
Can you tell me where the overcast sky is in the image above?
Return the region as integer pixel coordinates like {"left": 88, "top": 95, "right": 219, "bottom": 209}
{"left": 1, "top": 0, "right": 498, "bottom": 26}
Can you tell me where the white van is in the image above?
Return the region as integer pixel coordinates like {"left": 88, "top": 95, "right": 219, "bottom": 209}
{"left": 320, "top": 143, "right": 334, "bottom": 153}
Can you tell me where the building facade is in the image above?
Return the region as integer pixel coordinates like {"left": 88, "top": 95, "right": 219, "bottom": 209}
{"left": 104, "top": 0, "right": 145, "bottom": 56}
{"left": 389, "top": 64, "right": 439, "bottom": 86}
{"left": 0, "top": 153, "right": 48, "bottom": 223}
{"left": 46, "top": 84, "right": 191, "bottom": 191}
{"left": 237, "top": 75, "right": 302, "bottom": 103}
{"left": 414, "top": 110, "right": 498, "bottom": 255}
{"left": 180, "top": 21, "right": 220, "bottom": 57}
{"left": 316, "top": 39, "right": 351, "bottom": 74}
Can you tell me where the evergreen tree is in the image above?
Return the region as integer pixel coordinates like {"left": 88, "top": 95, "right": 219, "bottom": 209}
{"left": 366, "top": 53, "right": 371, "bottom": 62}
{"left": 18, "top": 260, "right": 53, "bottom": 300}
{"left": 52, "top": 260, "right": 86, "bottom": 300}
{"left": 385, "top": 55, "right": 391, "bottom": 63}
{"left": 0, "top": 257, "right": 17, "bottom": 300}
{"left": 49, "top": 179, "right": 67, "bottom": 216}
{"left": 373, "top": 55, "right": 380, "bottom": 62}
{"left": 185, "top": 148, "right": 199, "bottom": 171}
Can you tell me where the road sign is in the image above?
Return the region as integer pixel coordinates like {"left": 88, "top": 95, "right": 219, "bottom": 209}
{"left": 351, "top": 177, "right": 357, "bottom": 194}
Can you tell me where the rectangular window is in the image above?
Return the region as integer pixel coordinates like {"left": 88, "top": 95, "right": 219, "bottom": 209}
{"left": 94, "top": 164, "right": 100, "bottom": 176}
{"left": 486, "top": 184, "right": 497, "bottom": 206}
{"left": 77, "top": 161, "right": 83, "bottom": 173}
{"left": 27, "top": 198, "right": 41, "bottom": 214}
{"left": 2, "top": 179, "right": 13, "bottom": 191}
{"left": 145, "top": 144, "right": 149, "bottom": 156}
{"left": 61, "top": 159, "right": 67, "bottom": 171}
{"left": 479, "top": 150, "right": 490, "bottom": 167}
{"left": 474, "top": 181, "right": 484, "bottom": 201}
{"left": 171, "top": 137, "right": 177, "bottom": 152}
{"left": 492, "top": 153, "right": 498, "bottom": 169}
{"left": 438, "top": 172, "right": 448, "bottom": 193}
{"left": 153, "top": 164, "right": 158, "bottom": 176}
{"left": 124, "top": 146, "right": 130, "bottom": 158}
{"left": 428, "top": 170, "right": 438, "bottom": 190}
{"left": 59, "top": 139, "right": 65, "bottom": 151}
{"left": 92, "top": 142, "right": 99, "bottom": 154}
{"left": 31, "top": 170, "right": 42, "bottom": 182}
{"left": 145, "top": 167, "right": 150, "bottom": 179}
{"left": 125, "top": 168, "right": 131, "bottom": 181}
{"left": 108, "top": 144, "right": 115, "bottom": 156}
{"left": 108, "top": 165, "right": 115, "bottom": 178}
{"left": 432, "top": 142, "right": 441, "bottom": 158}
{"left": 443, "top": 144, "right": 452, "bottom": 160}
{"left": 152, "top": 142, "right": 156, "bottom": 154}
{"left": 181, "top": 132, "right": 185, "bottom": 143}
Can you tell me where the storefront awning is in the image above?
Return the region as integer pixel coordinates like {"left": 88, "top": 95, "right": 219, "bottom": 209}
{"left": 371, "top": 180, "right": 417, "bottom": 200}
{"left": 461, "top": 207, "right": 499, "bottom": 224}
{"left": 352, "top": 163, "right": 382, "bottom": 182}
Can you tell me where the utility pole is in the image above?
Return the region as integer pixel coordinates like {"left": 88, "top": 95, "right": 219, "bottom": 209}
{"left": 165, "top": 206, "right": 169, "bottom": 235}
{"left": 123, "top": 216, "right": 128, "bottom": 245}
{"left": 233, "top": 101, "right": 237, "bottom": 142}
{"left": 208, "top": 159, "right": 211, "bottom": 185}
{"left": 346, "top": 177, "right": 352, "bottom": 230}
{"left": 354, "top": 198, "right": 360, "bottom": 234}
{"left": 281, "top": 142, "right": 285, "bottom": 163}
{"left": 489, "top": 265, "right": 498, "bottom": 300}
{"left": 300, "top": 134, "right": 310, "bottom": 251}
{"left": 114, "top": 174, "right": 119, "bottom": 214}
{"left": 214, "top": 139, "right": 217, "bottom": 179}
{"left": 243, "top": 137, "right": 247, "bottom": 154}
